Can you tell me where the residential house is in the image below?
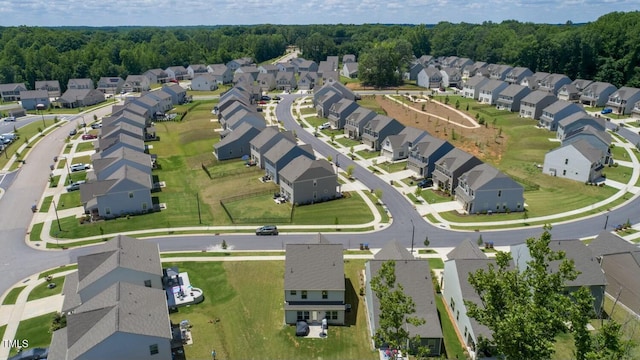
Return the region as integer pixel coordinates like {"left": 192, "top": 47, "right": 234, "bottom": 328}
{"left": 361, "top": 115, "right": 405, "bottom": 151}
{"left": 60, "top": 234, "right": 163, "bottom": 313}
{"left": 214, "top": 122, "right": 262, "bottom": 161}
{"left": 284, "top": 234, "right": 346, "bottom": 325}
{"left": 512, "top": 239, "right": 607, "bottom": 314}
{"left": 321, "top": 71, "right": 339, "bottom": 85}
{"left": 441, "top": 56, "right": 459, "bottom": 68}
{"left": 563, "top": 125, "right": 612, "bottom": 156}
{"left": 146, "top": 91, "right": 173, "bottom": 114}
{"left": 589, "top": 232, "right": 640, "bottom": 316}
{"left": 365, "top": 240, "right": 444, "bottom": 356}
{"left": 606, "top": 87, "right": 640, "bottom": 115}
{"left": 19, "top": 90, "right": 50, "bottom": 110}
{"left": 233, "top": 72, "right": 254, "bottom": 86}
{"left": 298, "top": 72, "right": 318, "bottom": 91}
{"left": 495, "top": 84, "right": 531, "bottom": 112}
{"left": 440, "top": 67, "right": 462, "bottom": 89}
{"left": 165, "top": 66, "right": 188, "bottom": 81}
{"left": 380, "top": 126, "right": 429, "bottom": 161}
{"left": 0, "top": 83, "right": 28, "bottom": 101}
{"left": 220, "top": 108, "right": 266, "bottom": 137}
{"left": 263, "top": 139, "right": 314, "bottom": 184}
{"left": 519, "top": 90, "right": 557, "bottom": 119}
{"left": 101, "top": 122, "right": 144, "bottom": 142}
{"left": 446, "top": 239, "right": 487, "bottom": 261}
{"left": 160, "top": 84, "right": 187, "bottom": 105}
{"left": 258, "top": 64, "right": 279, "bottom": 77}
{"left": 58, "top": 89, "right": 105, "bottom": 109}
{"left": 191, "top": 74, "right": 219, "bottom": 91}
{"left": 89, "top": 148, "right": 153, "bottom": 182}
{"left": 279, "top": 156, "right": 338, "bottom": 205}
{"left": 226, "top": 57, "right": 253, "bottom": 71}
{"left": 478, "top": 79, "right": 509, "bottom": 105}
{"left": 187, "top": 64, "right": 208, "bottom": 79}
{"left": 96, "top": 77, "right": 125, "bottom": 95}
{"left": 580, "top": 82, "right": 616, "bottom": 107}
{"left": 250, "top": 127, "right": 296, "bottom": 169}
{"left": 442, "top": 240, "right": 495, "bottom": 358}
{"left": 559, "top": 79, "right": 592, "bottom": 102}
{"left": 543, "top": 139, "right": 607, "bottom": 183}
{"left": 342, "top": 62, "right": 358, "bottom": 78}
{"left": 417, "top": 55, "right": 435, "bottom": 67}
{"left": 407, "top": 135, "right": 455, "bottom": 178}
{"left": 572, "top": 79, "right": 594, "bottom": 93}
{"left": 314, "top": 89, "right": 343, "bottom": 118}
{"left": 326, "top": 82, "right": 358, "bottom": 101}
{"left": 432, "top": 148, "right": 483, "bottom": 195}
{"left": 218, "top": 101, "right": 255, "bottom": 127}
{"left": 631, "top": 101, "right": 640, "bottom": 119}
{"left": 505, "top": 67, "right": 533, "bottom": 84}
{"left": 102, "top": 112, "right": 147, "bottom": 133}
{"left": 455, "top": 163, "right": 525, "bottom": 214}
{"left": 95, "top": 133, "right": 146, "bottom": 157}
{"left": 405, "top": 62, "right": 425, "bottom": 81}
{"left": 557, "top": 113, "right": 606, "bottom": 140}
{"left": 80, "top": 164, "right": 152, "bottom": 219}
{"left": 538, "top": 100, "right": 585, "bottom": 131}
{"left": 67, "top": 78, "right": 94, "bottom": 90}
{"left": 207, "top": 64, "right": 234, "bottom": 85}
{"left": 326, "top": 56, "right": 339, "bottom": 71}
{"left": 520, "top": 72, "right": 550, "bottom": 90}
{"left": 297, "top": 60, "right": 319, "bottom": 74}
{"left": 462, "top": 76, "right": 489, "bottom": 100}
{"left": 462, "top": 62, "right": 488, "bottom": 79}
{"left": 417, "top": 67, "right": 443, "bottom": 89}
{"left": 276, "top": 62, "right": 295, "bottom": 73}
{"left": 539, "top": 74, "right": 572, "bottom": 95}
{"left": 34, "top": 80, "right": 61, "bottom": 97}
{"left": 489, "top": 64, "right": 513, "bottom": 81}
{"left": 275, "top": 72, "right": 297, "bottom": 91}
{"left": 256, "top": 73, "right": 276, "bottom": 92}
{"left": 343, "top": 54, "right": 356, "bottom": 63}
{"left": 235, "top": 65, "right": 261, "bottom": 81}
{"left": 344, "top": 106, "right": 377, "bottom": 140}
{"left": 122, "top": 75, "right": 151, "bottom": 93}
{"left": 126, "top": 95, "right": 162, "bottom": 119}
{"left": 452, "top": 57, "right": 473, "bottom": 71}
{"left": 144, "top": 69, "right": 169, "bottom": 84}
{"left": 318, "top": 60, "right": 333, "bottom": 76}
{"left": 327, "top": 98, "right": 359, "bottom": 130}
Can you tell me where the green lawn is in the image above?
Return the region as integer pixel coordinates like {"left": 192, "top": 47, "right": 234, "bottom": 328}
{"left": 356, "top": 149, "right": 381, "bottom": 159}
{"left": 378, "top": 161, "right": 407, "bottom": 173}
{"left": 49, "top": 175, "right": 61, "bottom": 188}
{"left": 2, "top": 286, "right": 25, "bottom": 305}
{"left": 428, "top": 258, "right": 445, "bottom": 270}
{"left": 40, "top": 196, "right": 53, "bottom": 213}
{"left": 75, "top": 141, "right": 95, "bottom": 153}
{"left": 362, "top": 191, "right": 390, "bottom": 224}
{"left": 610, "top": 145, "right": 633, "bottom": 161}
{"left": 603, "top": 296, "right": 640, "bottom": 358}
{"left": 305, "top": 115, "right": 326, "bottom": 129}
{"left": 67, "top": 171, "right": 86, "bottom": 184}
{"left": 435, "top": 294, "right": 466, "bottom": 359}
{"left": 166, "top": 261, "right": 376, "bottom": 360}
{"left": 357, "top": 96, "right": 387, "bottom": 115}
{"left": 71, "top": 154, "right": 91, "bottom": 164}
{"left": 56, "top": 157, "right": 67, "bottom": 169}
{"left": 29, "top": 222, "right": 44, "bottom": 241}
{"left": 39, "top": 264, "right": 78, "bottom": 279}
{"left": 292, "top": 192, "right": 374, "bottom": 225}
{"left": 222, "top": 193, "right": 292, "bottom": 224}
{"left": 603, "top": 164, "right": 634, "bottom": 184}
{"left": 58, "top": 191, "right": 82, "bottom": 209}
{"left": 335, "top": 136, "right": 361, "bottom": 148}
{"left": 8, "top": 312, "right": 57, "bottom": 357}
{"left": 421, "top": 189, "right": 454, "bottom": 204}
{"left": 0, "top": 325, "right": 5, "bottom": 342}
{"left": 27, "top": 277, "right": 65, "bottom": 301}
{"left": 299, "top": 107, "right": 316, "bottom": 115}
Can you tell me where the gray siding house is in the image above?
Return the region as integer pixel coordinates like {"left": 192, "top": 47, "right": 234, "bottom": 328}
{"left": 606, "top": 87, "right": 640, "bottom": 115}
{"left": 361, "top": 115, "right": 405, "bottom": 151}
{"left": 89, "top": 148, "right": 152, "bottom": 182}
{"left": 327, "top": 98, "right": 359, "bottom": 130}
{"left": 191, "top": 74, "right": 219, "bottom": 91}
{"left": 579, "top": 82, "right": 616, "bottom": 107}
{"left": 538, "top": 100, "right": 585, "bottom": 131}
{"left": 539, "top": 73, "right": 572, "bottom": 95}
{"left": 35, "top": 80, "right": 61, "bottom": 97}
{"left": 275, "top": 72, "right": 297, "bottom": 91}
{"left": 440, "top": 67, "right": 462, "bottom": 89}
{"left": 97, "top": 77, "right": 125, "bottom": 94}
{"left": 563, "top": 125, "right": 612, "bottom": 157}
{"left": 365, "top": 240, "right": 444, "bottom": 356}
{"left": 543, "top": 140, "right": 607, "bottom": 183}
{"left": 256, "top": 73, "right": 276, "bottom": 92}
{"left": 263, "top": 139, "right": 315, "bottom": 184}
{"left": 214, "top": 123, "right": 262, "bottom": 161}
{"left": 407, "top": 135, "right": 455, "bottom": 178}
{"left": 455, "top": 163, "right": 525, "bottom": 214}
{"left": 0, "top": 83, "right": 27, "bottom": 101}
{"left": 298, "top": 72, "right": 318, "bottom": 91}
{"left": 432, "top": 148, "right": 482, "bottom": 195}
{"left": 58, "top": 88, "right": 105, "bottom": 109}
{"left": 342, "top": 62, "right": 359, "bottom": 78}
{"left": 477, "top": 79, "right": 509, "bottom": 105}
{"left": 187, "top": 64, "right": 208, "bottom": 79}
{"left": 207, "top": 64, "right": 234, "bottom": 85}
{"left": 405, "top": 62, "right": 424, "bottom": 81}
{"left": 165, "top": 66, "right": 188, "bottom": 81}
{"left": 144, "top": 69, "right": 169, "bottom": 84}
{"left": 462, "top": 76, "right": 489, "bottom": 100}
{"left": 511, "top": 239, "right": 606, "bottom": 314}
{"left": 520, "top": 72, "right": 550, "bottom": 90}
{"left": 279, "top": 156, "right": 338, "bottom": 205}
{"left": 462, "top": 61, "right": 487, "bottom": 79}
{"left": 505, "top": 67, "right": 533, "bottom": 84}
{"left": 344, "top": 106, "right": 377, "bottom": 140}
{"left": 284, "top": 235, "right": 346, "bottom": 325}
{"left": 19, "top": 90, "right": 50, "bottom": 110}
{"left": 488, "top": 64, "right": 513, "bottom": 81}
{"left": 557, "top": 113, "right": 606, "bottom": 140}
{"left": 249, "top": 127, "right": 296, "bottom": 169}
{"left": 495, "top": 84, "right": 531, "bottom": 112}
{"left": 314, "top": 89, "right": 343, "bottom": 118}
{"left": 519, "top": 90, "right": 557, "bottom": 119}
{"left": 380, "top": 126, "right": 429, "bottom": 161}
{"left": 67, "top": 78, "right": 94, "bottom": 90}
{"left": 417, "top": 67, "right": 443, "bottom": 89}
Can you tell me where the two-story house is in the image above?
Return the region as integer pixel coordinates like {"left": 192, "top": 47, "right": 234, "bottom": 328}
{"left": 19, "top": 90, "right": 50, "bottom": 110}
{"left": 279, "top": 156, "right": 338, "bottom": 205}
{"left": 606, "top": 87, "right": 640, "bottom": 115}
{"left": 478, "top": 79, "right": 509, "bottom": 105}
{"left": 519, "top": 90, "right": 558, "bottom": 119}
{"left": 543, "top": 139, "right": 607, "bottom": 183}
{"left": 417, "top": 67, "right": 443, "bottom": 89}
{"left": 249, "top": 127, "right": 296, "bottom": 169}
{"left": 495, "top": 84, "right": 531, "bottom": 112}
{"left": 344, "top": 106, "right": 377, "bottom": 140}
{"left": 327, "top": 98, "right": 359, "bottom": 130}
{"left": 580, "top": 82, "right": 617, "bottom": 107}
{"left": 407, "top": 135, "right": 455, "bottom": 179}
{"left": 361, "top": 115, "right": 405, "bottom": 151}
{"left": 207, "top": 64, "right": 234, "bottom": 85}
{"left": 462, "top": 76, "right": 489, "bottom": 100}
{"left": 557, "top": 113, "right": 605, "bottom": 140}
{"left": 432, "top": 148, "right": 482, "bottom": 195}
{"left": 505, "top": 67, "right": 533, "bottom": 84}
{"left": 144, "top": 69, "right": 169, "bottom": 84}
{"left": 34, "top": 80, "right": 61, "bottom": 98}
{"left": 165, "top": 66, "right": 188, "bottom": 81}
{"left": 0, "top": 83, "right": 28, "bottom": 101}
{"left": 455, "top": 163, "right": 525, "bottom": 214}
{"left": 263, "top": 139, "right": 314, "bottom": 184}
{"left": 380, "top": 126, "right": 429, "bottom": 161}
{"left": 538, "top": 100, "right": 585, "bottom": 131}
{"left": 538, "top": 73, "right": 572, "bottom": 95}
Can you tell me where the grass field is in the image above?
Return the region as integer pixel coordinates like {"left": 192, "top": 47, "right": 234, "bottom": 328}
{"left": 223, "top": 193, "right": 292, "bottom": 224}
{"left": 292, "top": 193, "right": 374, "bottom": 225}
{"left": 2, "top": 286, "right": 25, "bottom": 305}
{"left": 421, "top": 189, "right": 454, "bottom": 204}
{"left": 40, "top": 196, "right": 53, "bottom": 213}
{"left": 166, "top": 261, "right": 377, "bottom": 360}
{"left": 75, "top": 141, "right": 95, "bottom": 153}
{"left": 27, "top": 277, "right": 65, "bottom": 301}
{"left": 29, "top": 223, "right": 44, "bottom": 241}
{"left": 8, "top": 312, "right": 56, "bottom": 357}
{"left": 356, "top": 149, "right": 381, "bottom": 159}
{"left": 335, "top": 136, "right": 361, "bottom": 148}
{"left": 603, "top": 164, "right": 634, "bottom": 184}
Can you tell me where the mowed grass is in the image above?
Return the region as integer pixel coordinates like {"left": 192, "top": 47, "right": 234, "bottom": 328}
{"left": 2, "top": 286, "right": 25, "bottom": 305}
{"left": 8, "top": 312, "right": 56, "bottom": 357}
{"left": 75, "top": 140, "right": 95, "bottom": 153}
{"left": 420, "top": 189, "right": 454, "bottom": 204}
{"left": 603, "top": 164, "right": 634, "bottom": 184}
{"left": 610, "top": 145, "right": 633, "bottom": 161}
{"left": 223, "top": 193, "right": 292, "bottom": 224}
{"left": 27, "top": 276, "right": 65, "bottom": 301}
{"left": 167, "top": 260, "right": 376, "bottom": 360}
{"left": 293, "top": 192, "right": 374, "bottom": 225}
{"left": 435, "top": 294, "right": 466, "bottom": 359}
{"left": 378, "top": 161, "right": 407, "bottom": 173}
{"left": 58, "top": 190, "right": 82, "bottom": 208}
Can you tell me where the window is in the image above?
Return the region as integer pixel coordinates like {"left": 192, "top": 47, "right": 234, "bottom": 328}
{"left": 297, "top": 311, "right": 303, "bottom": 321}
{"left": 322, "top": 290, "right": 328, "bottom": 299}
{"left": 301, "top": 291, "right": 307, "bottom": 299}
{"left": 105, "top": 207, "right": 111, "bottom": 215}
{"left": 313, "top": 180, "right": 317, "bottom": 187}
{"left": 144, "top": 280, "right": 152, "bottom": 288}
{"left": 290, "top": 290, "right": 296, "bottom": 296}
{"left": 456, "top": 310, "right": 460, "bottom": 320}
{"left": 128, "top": 192, "right": 134, "bottom": 198}
{"left": 563, "top": 169, "right": 567, "bottom": 176}
{"left": 331, "top": 311, "right": 338, "bottom": 320}
{"left": 142, "top": 203, "right": 148, "bottom": 210}
{"left": 303, "top": 311, "right": 310, "bottom": 320}
{"left": 450, "top": 298, "right": 455, "bottom": 312}
{"left": 498, "top": 190, "right": 502, "bottom": 197}
{"left": 565, "top": 158, "right": 569, "bottom": 165}
{"left": 149, "top": 344, "right": 159, "bottom": 355}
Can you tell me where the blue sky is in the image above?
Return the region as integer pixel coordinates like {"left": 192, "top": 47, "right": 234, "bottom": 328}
{"left": 0, "top": 0, "right": 637, "bottom": 26}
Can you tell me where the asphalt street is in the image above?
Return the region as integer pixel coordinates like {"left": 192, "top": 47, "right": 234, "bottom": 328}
{"left": 0, "top": 95, "right": 639, "bottom": 296}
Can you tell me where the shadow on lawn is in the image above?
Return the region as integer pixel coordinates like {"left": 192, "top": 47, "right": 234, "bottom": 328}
{"left": 344, "top": 277, "right": 360, "bottom": 327}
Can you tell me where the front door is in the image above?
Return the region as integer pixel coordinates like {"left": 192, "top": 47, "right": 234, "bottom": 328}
{"left": 312, "top": 311, "right": 318, "bottom": 322}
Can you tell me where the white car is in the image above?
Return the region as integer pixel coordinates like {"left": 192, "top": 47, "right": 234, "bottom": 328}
{"left": 70, "top": 163, "right": 90, "bottom": 172}
{"left": 319, "top": 122, "right": 331, "bottom": 130}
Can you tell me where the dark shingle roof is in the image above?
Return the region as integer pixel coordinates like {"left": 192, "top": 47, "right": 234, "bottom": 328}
{"left": 446, "top": 239, "right": 487, "bottom": 260}
{"left": 374, "top": 239, "right": 414, "bottom": 260}
{"left": 284, "top": 241, "right": 345, "bottom": 291}
{"left": 589, "top": 231, "right": 639, "bottom": 257}
{"left": 279, "top": 156, "right": 335, "bottom": 183}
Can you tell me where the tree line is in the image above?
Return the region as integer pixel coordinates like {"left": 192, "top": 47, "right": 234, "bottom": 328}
{"left": 1, "top": 11, "right": 639, "bottom": 90}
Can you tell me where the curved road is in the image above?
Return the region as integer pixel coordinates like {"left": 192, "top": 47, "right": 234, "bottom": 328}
{"left": 1, "top": 95, "right": 639, "bottom": 296}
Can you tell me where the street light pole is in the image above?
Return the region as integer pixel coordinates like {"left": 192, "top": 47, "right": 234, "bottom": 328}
{"left": 51, "top": 199, "right": 62, "bottom": 232}
{"left": 40, "top": 109, "right": 45, "bottom": 128}
{"left": 410, "top": 219, "right": 415, "bottom": 253}
{"left": 196, "top": 193, "right": 202, "bottom": 224}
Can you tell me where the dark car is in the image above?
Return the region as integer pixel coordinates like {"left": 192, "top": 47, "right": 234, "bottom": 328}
{"left": 256, "top": 225, "right": 278, "bottom": 236}
{"left": 69, "top": 128, "right": 77, "bottom": 136}
{"left": 261, "top": 95, "right": 271, "bottom": 101}
{"left": 82, "top": 134, "right": 97, "bottom": 140}
{"left": 417, "top": 178, "right": 433, "bottom": 188}
{"left": 273, "top": 95, "right": 281, "bottom": 101}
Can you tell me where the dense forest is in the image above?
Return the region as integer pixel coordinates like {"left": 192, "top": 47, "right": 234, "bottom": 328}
{"left": 1, "top": 11, "right": 639, "bottom": 91}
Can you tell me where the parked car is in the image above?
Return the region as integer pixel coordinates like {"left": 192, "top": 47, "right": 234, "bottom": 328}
{"left": 273, "top": 95, "right": 282, "bottom": 101}
{"left": 319, "top": 122, "right": 331, "bottom": 130}
{"left": 3, "top": 116, "right": 15, "bottom": 122}
{"left": 91, "top": 122, "right": 102, "bottom": 129}
{"left": 69, "top": 128, "right": 77, "bottom": 136}
{"left": 66, "top": 180, "right": 86, "bottom": 192}
{"left": 601, "top": 108, "right": 613, "bottom": 114}
{"left": 417, "top": 178, "right": 433, "bottom": 188}
{"left": 261, "top": 95, "right": 271, "bottom": 101}
{"left": 82, "top": 134, "right": 97, "bottom": 140}
{"left": 256, "top": 225, "right": 278, "bottom": 236}
{"left": 70, "top": 163, "right": 90, "bottom": 172}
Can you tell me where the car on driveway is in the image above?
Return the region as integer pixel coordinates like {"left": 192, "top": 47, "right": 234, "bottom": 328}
{"left": 417, "top": 178, "right": 433, "bottom": 188}
{"left": 91, "top": 122, "right": 102, "bottom": 129}
{"left": 82, "top": 134, "right": 97, "bottom": 140}
{"left": 319, "top": 122, "right": 331, "bottom": 130}
{"left": 66, "top": 180, "right": 86, "bottom": 192}
{"left": 261, "top": 95, "right": 271, "bottom": 101}
{"left": 70, "top": 163, "right": 90, "bottom": 172}
{"left": 256, "top": 225, "right": 278, "bottom": 236}
{"left": 601, "top": 108, "right": 613, "bottom": 114}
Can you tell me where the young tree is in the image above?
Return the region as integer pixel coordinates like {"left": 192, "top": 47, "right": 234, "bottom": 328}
{"left": 346, "top": 164, "right": 355, "bottom": 178}
{"left": 423, "top": 236, "right": 430, "bottom": 248}
{"left": 370, "top": 261, "right": 425, "bottom": 359}
{"left": 455, "top": 99, "right": 460, "bottom": 109}
{"left": 465, "top": 228, "right": 579, "bottom": 360}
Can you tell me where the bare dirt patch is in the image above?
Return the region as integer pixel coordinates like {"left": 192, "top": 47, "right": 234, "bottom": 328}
{"left": 370, "top": 95, "right": 507, "bottom": 161}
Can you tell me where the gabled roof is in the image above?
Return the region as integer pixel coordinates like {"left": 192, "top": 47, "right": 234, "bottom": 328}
{"left": 66, "top": 282, "right": 170, "bottom": 359}
{"left": 264, "top": 138, "right": 300, "bottom": 163}
{"left": 250, "top": 127, "right": 295, "bottom": 150}
{"left": 59, "top": 88, "right": 97, "bottom": 103}
{"left": 188, "top": 64, "right": 207, "bottom": 72}
{"left": 35, "top": 80, "right": 60, "bottom": 89}
{"left": 542, "top": 100, "right": 584, "bottom": 115}
{"left": 101, "top": 122, "right": 144, "bottom": 140}
{"left": 459, "top": 163, "right": 523, "bottom": 191}
{"left": 215, "top": 122, "right": 261, "bottom": 149}
{"left": 521, "top": 89, "right": 556, "bottom": 105}
{"left": 446, "top": 239, "right": 487, "bottom": 260}
{"left": 91, "top": 147, "right": 151, "bottom": 173}
{"left": 413, "top": 135, "right": 451, "bottom": 157}
{"left": 276, "top": 71, "right": 296, "bottom": 82}
{"left": 344, "top": 62, "right": 358, "bottom": 74}
{"left": 144, "top": 68, "right": 168, "bottom": 77}
{"left": 480, "top": 79, "right": 507, "bottom": 92}
{"left": 18, "top": 90, "right": 48, "bottom": 100}
{"left": 209, "top": 64, "right": 231, "bottom": 76}
{"left": 279, "top": 156, "right": 335, "bottom": 183}
{"left": 166, "top": 65, "right": 187, "bottom": 73}
{"left": 465, "top": 75, "right": 489, "bottom": 87}
{"left": 285, "top": 240, "right": 344, "bottom": 291}
{"left": 498, "top": 84, "right": 530, "bottom": 97}
{"left": 346, "top": 106, "right": 376, "bottom": 125}
{"left": 599, "top": 252, "right": 640, "bottom": 315}
{"left": 374, "top": 239, "right": 414, "bottom": 260}
{"left": 582, "top": 81, "right": 615, "bottom": 96}
{"left": 97, "top": 133, "right": 144, "bottom": 153}
{"left": 547, "top": 239, "right": 606, "bottom": 287}
{"left": 571, "top": 79, "right": 593, "bottom": 90}
{"left": 564, "top": 125, "right": 612, "bottom": 146}
{"left": 436, "top": 148, "right": 478, "bottom": 173}
{"left": 557, "top": 112, "right": 602, "bottom": 129}
{"left": 67, "top": 78, "right": 93, "bottom": 88}
{"left": 589, "top": 231, "right": 639, "bottom": 257}
{"left": 609, "top": 86, "right": 640, "bottom": 101}
{"left": 365, "top": 114, "right": 401, "bottom": 132}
